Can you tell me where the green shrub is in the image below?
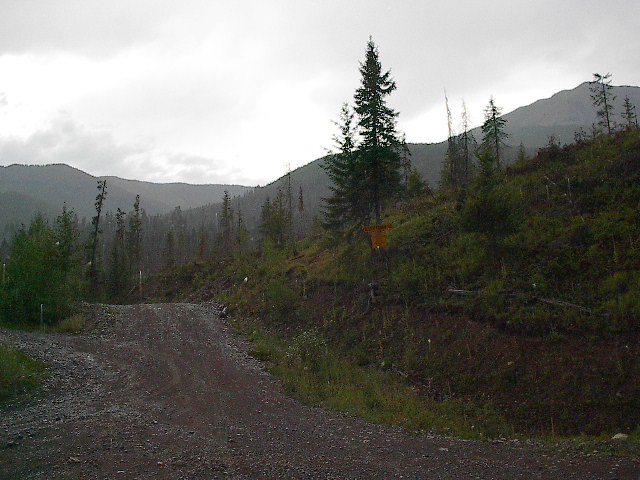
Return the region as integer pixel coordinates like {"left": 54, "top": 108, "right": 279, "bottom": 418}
{"left": 54, "top": 314, "right": 87, "bottom": 334}
{"left": 265, "top": 278, "right": 299, "bottom": 321}
{"left": 0, "top": 344, "right": 47, "bottom": 403}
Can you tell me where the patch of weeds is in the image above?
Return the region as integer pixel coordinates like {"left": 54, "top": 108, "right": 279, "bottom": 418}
{"left": 244, "top": 327, "right": 511, "bottom": 440}
{"left": 52, "top": 314, "right": 86, "bottom": 334}
{"left": 547, "top": 430, "right": 640, "bottom": 460}
{"left": 0, "top": 344, "right": 47, "bottom": 404}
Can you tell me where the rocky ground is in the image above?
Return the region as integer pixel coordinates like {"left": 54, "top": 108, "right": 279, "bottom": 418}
{"left": 0, "top": 303, "right": 638, "bottom": 479}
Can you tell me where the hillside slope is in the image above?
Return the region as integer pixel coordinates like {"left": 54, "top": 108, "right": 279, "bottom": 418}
{"left": 0, "top": 163, "right": 250, "bottom": 238}
{"left": 176, "top": 129, "right": 640, "bottom": 437}
{"left": 215, "top": 82, "right": 640, "bottom": 232}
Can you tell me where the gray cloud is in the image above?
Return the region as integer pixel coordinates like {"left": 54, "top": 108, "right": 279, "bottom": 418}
{"left": 0, "top": 1, "right": 638, "bottom": 185}
{"left": 0, "top": 115, "right": 243, "bottom": 185}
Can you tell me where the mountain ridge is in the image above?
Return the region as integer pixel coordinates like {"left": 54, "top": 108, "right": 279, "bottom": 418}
{"left": 2, "top": 82, "right": 639, "bottom": 239}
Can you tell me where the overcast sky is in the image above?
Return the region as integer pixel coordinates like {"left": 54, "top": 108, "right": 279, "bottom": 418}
{"left": 0, "top": 1, "right": 638, "bottom": 186}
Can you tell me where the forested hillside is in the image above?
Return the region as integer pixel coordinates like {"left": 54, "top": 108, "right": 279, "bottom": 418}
{"left": 152, "top": 128, "right": 640, "bottom": 439}
{"left": 2, "top": 46, "right": 639, "bottom": 448}
{"left": 204, "top": 82, "right": 640, "bottom": 234}
{"left": 0, "top": 163, "right": 250, "bottom": 239}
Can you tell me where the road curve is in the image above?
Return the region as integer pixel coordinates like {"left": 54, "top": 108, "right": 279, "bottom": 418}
{"left": 0, "top": 303, "right": 638, "bottom": 479}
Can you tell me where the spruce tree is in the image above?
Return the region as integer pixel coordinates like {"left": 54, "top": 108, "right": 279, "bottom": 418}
{"left": 89, "top": 180, "right": 107, "bottom": 296}
{"left": 219, "top": 190, "right": 234, "bottom": 253}
{"left": 481, "top": 97, "right": 509, "bottom": 169}
{"left": 589, "top": 73, "right": 615, "bottom": 135}
{"left": 108, "top": 208, "right": 128, "bottom": 297}
{"left": 54, "top": 204, "right": 82, "bottom": 310}
{"left": 354, "top": 38, "right": 403, "bottom": 224}
{"left": 127, "top": 195, "right": 143, "bottom": 279}
{"left": 323, "top": 39, "right": 403, "bottom": 229}
{"left": 621, "top": 96, "right": 638, "bottom": 131}
{"left": 322, "top": 103, "right": 364, "bottom": 229}
{"left": 459, "top": 100, "right": 476, "bottom": 187}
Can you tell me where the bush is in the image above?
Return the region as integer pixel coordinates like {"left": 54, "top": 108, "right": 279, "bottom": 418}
{"left": 0, "top": 344, "right": 47, "bottom": 403}
{"left": 265, "top": 278, "right": 300, "bottom": 322}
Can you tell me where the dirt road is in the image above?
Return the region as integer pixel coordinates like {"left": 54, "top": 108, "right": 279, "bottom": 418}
{"left": 1, "top": 303, "right": 638, "bottom": 479}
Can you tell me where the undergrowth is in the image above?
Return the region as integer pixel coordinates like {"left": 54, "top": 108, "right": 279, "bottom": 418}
{"left": 237, "top": 321, "right": 510, "bottom": 440}
{"left": 152, "top": 131, "right": 640, "bottom": 455}
{"left": 0, "top": 344, "right": 47, "bottom": 404}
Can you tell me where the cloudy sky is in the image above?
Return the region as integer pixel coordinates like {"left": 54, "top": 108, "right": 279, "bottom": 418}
{"left": 0, "top": 0, "right": 638, "bottom": 186}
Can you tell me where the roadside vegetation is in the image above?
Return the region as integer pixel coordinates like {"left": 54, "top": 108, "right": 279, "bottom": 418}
{"left": 0, "top": 344, "right": 47, "bottom": 404}
{"left": 152, "top": 128, "right": 640, "bottom": 456}
{"left": 1, "top": 39, "right": 638, "bottom": 455}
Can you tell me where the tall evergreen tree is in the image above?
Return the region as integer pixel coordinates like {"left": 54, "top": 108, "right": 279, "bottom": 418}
{"left": 127, "top": 195, "right": 143, "bottom": 279}
{"left": 297, "top": 185, "right": 306, "bottom": 238}
{"left": 481, "top": 97, "right": 508, "bottom": 169}
{"left": 108, "top": 208, "right": 129, "bottom": 297}
{"left": 6, "top": 214, "right": 69, "bottom": 324}
{"left": 54, "top": 203, "right": 82, "bottom": 307}
{"left": 589, "top": 73, "right": 615, "bottom": 135}
{"left": 260, "top": 191, "right": 288, "bottom": 247}
{"left": 219, "top": 190, "right": 234, "bottom": 253}
{"left": 163, "top": 230, "right": 175, "bottom": 269}
{"left": 354, "top": 38, "right": 403, "bottom": 224}
{"left": 459, "top": 100, "right": 476, "bottom": 187}
{"left": 236, "top": 210, "right": 249, "bottom": 253}
{"left": 621, "top": 95, "right": 638, "bottom": 131}
{"left": 400, "top": 133, "right": 412, "bottom": 189}
{"left": 441, "top": 91, "right": 464, "bottom": 190}
{"left": 323, "top": 39, "right": 403, "bottom": 228}
{"left": 322, "top": 103, "right": 366, "bottom": 229}
{"left": 89, "top": 180, "right": 107, "bottom": 296}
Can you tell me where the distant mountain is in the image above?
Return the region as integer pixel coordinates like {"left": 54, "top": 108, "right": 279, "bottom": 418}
{"left": 0, "top": 163, "right": 250, "bottom": 238}
{"left": 3, "top": 82, "right": 639, "bottom": 240}
{"left": 219, "top": 82, "right": 640, "bottom": 232}
{"left": 495, "top": 82, "right": 640, "bottom": 148}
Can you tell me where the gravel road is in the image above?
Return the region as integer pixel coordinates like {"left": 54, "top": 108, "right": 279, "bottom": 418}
{"left": 1, "top": 303, "right": 638, "bottom": 479}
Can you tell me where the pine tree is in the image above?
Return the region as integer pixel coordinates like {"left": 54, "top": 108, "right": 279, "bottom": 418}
{"left": 260, "top": 191, "right": 288, "bottom": 247}
{"left": 322, "top": 103, "right": 366, "bottom": 229}
{"left": 297, "top": 186, "right": 306, "bottom": 239}
{"left": 400, "top": 133, "right": 412, "bottom": 189}
{"left": 236, "top": 210, "right": 249, "bottom": 253}
{"left": 54, "top": 203, "right": 82, "bottom": 308}
{"left": 163, "top": 230, "right": 175, "bottom": 269}
{"left": 285, "top": 168, "right": 296, "bottom": 252}
{"left": 197, "top": 225, "right": 208, "bottom": 260}
{"left": 517, "top": 142, "right": 527, "bottom": 163}
{"left": 89, "top": 180, "right": 107, "bottom": 296}
{"left": 406, "top": 167, "right": 427, "bottom": 198}
{"left": 127, "top": 195, "right": 143, "bottom": 279}
{"left": 108, "top": 208, "right": 129, "bottom": 297}
{"left": 354, "top": 38, "right": 403, "bottom": 224}
{"left": 481, "top": 97, "right": 509, "bottom": 169}
{"left": 219, "top": 190, "right": 234, "bottom": 253}
{"left": 323, "top": 39, "right": 403, "bottom": 229}
{"left": 589, "top": 73, "right": 615, "bottom": 135}
{"left": 459, "top": 100, "right": 476, "bottom": 187}
{"left": 6, "top": 214, "right": 67, "bottom": 324}
{"left": 441, "top": 91, "right": 462, "bottom": 190}
{"left": 621, "top": 96, "right": 638, "bottom": 131}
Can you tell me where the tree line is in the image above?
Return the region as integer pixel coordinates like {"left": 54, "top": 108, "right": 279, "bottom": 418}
{"left": 1, "top": 39, "right": 637, "bottom": 325}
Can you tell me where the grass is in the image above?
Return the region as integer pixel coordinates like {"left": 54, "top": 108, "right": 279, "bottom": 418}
{"left": 544, "top": 430, "right": 640, "bottom": 459}
{"left": 0, "top": 344, "right": 47, "bottom": 404}
{"left": 0, "top": 313, "right": 87, "bottom": 334}
{"left": 51, "top": 313, "right": 86, "bottom": 334}
{"left": 241, "top": 322, "right": 511, "bottom": 440}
